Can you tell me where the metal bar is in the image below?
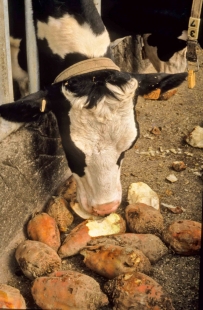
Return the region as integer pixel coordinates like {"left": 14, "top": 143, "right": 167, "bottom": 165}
{"left": 93, "top": 0, "right": 101, "bottom": 15}
{"left": 0, "top": 0, "right": 22, "bottom": 142}
{"left": 0, "top": 0, "right": 13, "bottom": 103}
{"left": 25, "top": 0, "right": 39, "bottom": 93}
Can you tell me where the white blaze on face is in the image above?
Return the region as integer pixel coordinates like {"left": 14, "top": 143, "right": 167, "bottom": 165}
{"left": 37, "top": 14, "right": 110, "bottom": 58}
{"left": 62, "top": 78, "right": 138, "bottom": 215}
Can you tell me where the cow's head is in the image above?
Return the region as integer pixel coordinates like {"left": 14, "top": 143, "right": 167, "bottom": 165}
{"left": 0, "top": 68, "right": 187, "bottom": 216}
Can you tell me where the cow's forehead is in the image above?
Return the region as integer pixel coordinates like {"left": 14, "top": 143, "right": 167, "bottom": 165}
{"left": 62, "top": 78, "right": 138, "bottom": 156}
{"left": 69, "top": 102, "right": 137, "bottom": 151}
{"left": 62, "top": 76, "right": 138, "bottom": 112}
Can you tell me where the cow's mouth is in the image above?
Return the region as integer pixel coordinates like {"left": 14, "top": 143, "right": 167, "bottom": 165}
{"left": 92, "top": 200, "right": 120, "bottom": 216}
{"left": 66, "top": 175, "right": 121, "bottom": 218}
{"left": 69, "top": 200, "right": 101, "bottom": 219}
{"left": 69, "top": 199, "right": 120, "bottom": 219}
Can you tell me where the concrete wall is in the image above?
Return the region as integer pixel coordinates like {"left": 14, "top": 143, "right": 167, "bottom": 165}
{"left": 111, "top": 35, "right": 151, "bottom": 73}
{"left": 0, "top": 113, "right": 71, "bottom": 282}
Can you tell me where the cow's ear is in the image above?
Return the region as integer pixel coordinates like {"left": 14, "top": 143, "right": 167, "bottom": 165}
{"left": 0, "top": 89, "right": 51, "bottom": 122}
{"left": 131, "top": 72, "right": 187, "bottom": 99}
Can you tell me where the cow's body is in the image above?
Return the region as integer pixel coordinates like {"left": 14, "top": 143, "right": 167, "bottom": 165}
{"left": 102, "top": 0, "right": 203, "bottom": 73}
{"left": 1, "top": 0, "right": 187, "bottom": 217}
{"left": 9, "top": 0, "right": 111, "bottom": 98}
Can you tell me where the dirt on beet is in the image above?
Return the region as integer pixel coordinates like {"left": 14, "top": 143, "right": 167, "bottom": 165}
{"left": 5, "top": 48, "right": 203, "bottom": 310}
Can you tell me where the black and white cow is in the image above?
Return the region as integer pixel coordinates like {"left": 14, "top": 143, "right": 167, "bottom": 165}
{"left": 9, "top": 0, "right": 111, "bottom": 98}
{"left": 0, "top": 0, "right": 187, "bottom": 217}
{"left": 102, "top": 0, "right": 203, "bottom": 73}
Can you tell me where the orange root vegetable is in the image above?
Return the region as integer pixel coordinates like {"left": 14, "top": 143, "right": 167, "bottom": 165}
{"left": 27, "top": 212, "right": 60, "bottom": 251}
{"left": 87, "top": 233, "right": 168, "bottom": 264}
{"left": 15, "top": 240, "right": 61, "bottom": 280}
{"left": 104, "top": 272, "right": 175, "bottom": 310}
{"left": 125, "top": 203, "right": 164, "bottom": 236}
{"left": 31, "top": 270, "right": 109, "bottom": 310}
{"left": 163, "top": 220, "right": 201, "bottom": 255}
{"left": 80, "top": 244, "right": 151, "bottom": 279}
{"left": 58, "top": 220, "right": 90, "bottom": 258}
{"left": 0, "top": 284, "right": 26, "bottom": 309}
{"left": 46, "top": 196, "right": 74, "bottom": 232}
{"left": 58, "top": 213, "right": 126, "bottom": 258}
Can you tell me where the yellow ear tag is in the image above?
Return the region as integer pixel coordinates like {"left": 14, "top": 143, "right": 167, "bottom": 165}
{"left": 40, "top": 99, "right": 46, "bottom": 112}
{"left": 188, "top": 70, "right": 196, "bottom": 89}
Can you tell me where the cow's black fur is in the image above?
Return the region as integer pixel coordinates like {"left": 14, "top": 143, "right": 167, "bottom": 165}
{"left": 32, "top": 0, "right": 105, "bottom": 34}
{"left": 102, "top": 0, "right": 203, "bottom": 62}
{"left": 9, "top": 0, "right": 112, "bottom": 93}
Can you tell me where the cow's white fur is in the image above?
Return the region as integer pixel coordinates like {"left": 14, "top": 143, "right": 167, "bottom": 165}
{"left": 10, "top": 37, "right": 29, "bottom": 97}
{"left": 143, "top": 33, "right": 187, "bottom": 73}
{"left": 37, "top": 14, "right": 110, "bottom": 58}
{"left": 62, "top": 78, "right": 138, "bottom": 214}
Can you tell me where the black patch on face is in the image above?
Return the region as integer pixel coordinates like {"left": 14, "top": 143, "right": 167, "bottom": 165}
{"left": 62, "top": 70, "right": 139, "bottom": 170}
{"left": 116, "top": 110, "right": 140, "bottom": 169}
{"left": 117, "top": 152, "right": 125, "bottom": 167}
{"left": 116, "top": 127, "right": 140, "bottom": 168}
{"left": 46, "top": 85, "right": 87, "bottom": 177}
{"left": 32, "top": 0, "right": 105, "bottom": 35}
{"left": 64, "top": 70, "right": 132, "bottom": 109}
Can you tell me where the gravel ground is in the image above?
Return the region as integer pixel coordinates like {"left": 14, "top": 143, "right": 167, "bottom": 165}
{"left": 5, "top": 49, "right": 203, "bottom": 309}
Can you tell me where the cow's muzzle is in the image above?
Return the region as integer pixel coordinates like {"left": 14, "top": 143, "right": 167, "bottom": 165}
{"left": 92, "top": 200, "right": 120, "bottom": 216}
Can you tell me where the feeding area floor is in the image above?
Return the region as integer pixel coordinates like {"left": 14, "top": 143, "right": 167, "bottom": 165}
{"left": 3, "top": 49, "right": 203, "bottom": 310}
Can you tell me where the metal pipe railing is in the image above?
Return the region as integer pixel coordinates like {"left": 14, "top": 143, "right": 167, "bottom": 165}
{"left": 0, "top": 0, "right": 21, "bottom": 142}
{"left": 0, "top": 0, "right": 39, "bottom": 142}
{"left": 25, "top": 0, "right": 39, "bottom": 94}
{"left": 0, "top": 0, "right": 13, "bottom": 103}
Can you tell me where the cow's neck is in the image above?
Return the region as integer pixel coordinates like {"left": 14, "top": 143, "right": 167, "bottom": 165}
{"left": 32, "top": 0, "right": 105, "bottom": 34}
{"left": 33, "top": 0, "right": 112, "bottom": 86}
